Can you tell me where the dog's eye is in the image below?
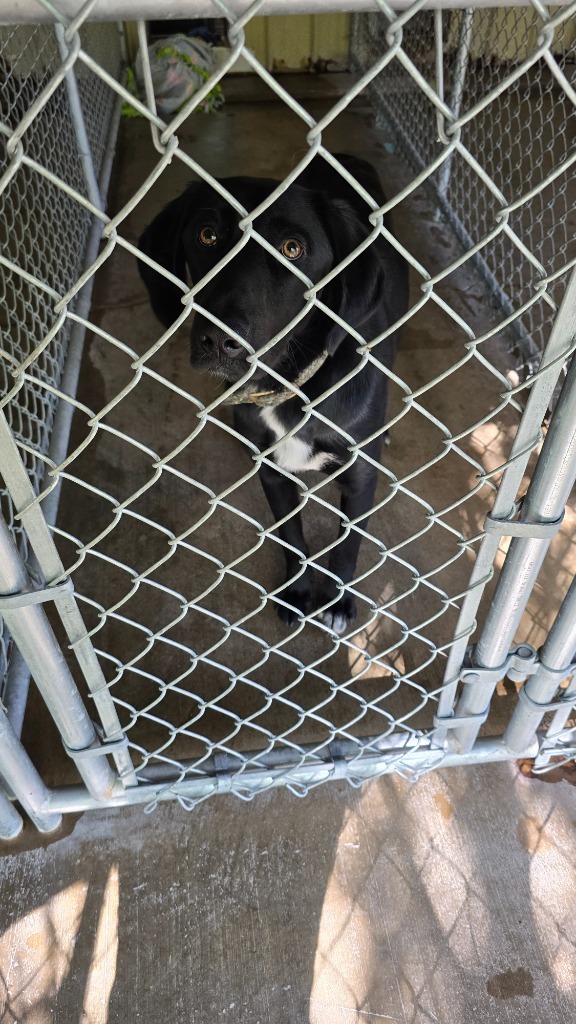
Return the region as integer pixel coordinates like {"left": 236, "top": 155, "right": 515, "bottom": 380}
{"left": 198, "top": 226, "right": 218, "bottom": 247}
{"left": 281, "top": 238, "right": 304, "bottom": 260}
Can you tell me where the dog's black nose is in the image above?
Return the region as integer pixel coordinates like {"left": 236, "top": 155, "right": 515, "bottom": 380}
{"left": 200, "top": 334, "right": 244, "bottom": 360}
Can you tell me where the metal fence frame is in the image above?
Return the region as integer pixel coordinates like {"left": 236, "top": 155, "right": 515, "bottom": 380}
{"left": 1, "top": 0, "right": 576, "bottom": 835}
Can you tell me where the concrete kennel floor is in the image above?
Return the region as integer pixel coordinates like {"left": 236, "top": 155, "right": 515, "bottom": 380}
{"left": 2, "top": 763, "right": 576, "bottom": 1023}
{"left": 3, "top": 77, "right": 576, "bottom": 1022}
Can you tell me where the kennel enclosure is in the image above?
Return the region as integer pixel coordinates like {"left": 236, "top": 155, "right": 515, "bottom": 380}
{"left": 1, "top": 0, "right": 576, "bottom": 835}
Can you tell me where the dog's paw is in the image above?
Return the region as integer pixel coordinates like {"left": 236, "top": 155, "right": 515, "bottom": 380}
{"left": 274, "top": 579, "right": 313, "bottom": 627}
{"left": 315, "top": 590, "right": 357, "bottom": 635}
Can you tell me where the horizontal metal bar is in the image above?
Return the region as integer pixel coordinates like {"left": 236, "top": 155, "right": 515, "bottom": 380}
{"left": 45, "top": 735, "right": 539, "bottom": 814}
{"left": 0, "top": 0, "right": 572, "bottom": 21}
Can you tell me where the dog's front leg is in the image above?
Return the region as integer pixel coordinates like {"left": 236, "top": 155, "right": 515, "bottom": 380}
{"left": 259, "top": 462, "right": 313, "bottom": 626}
{"left": 316, "top": 457, "right": 379, "bottom": 634}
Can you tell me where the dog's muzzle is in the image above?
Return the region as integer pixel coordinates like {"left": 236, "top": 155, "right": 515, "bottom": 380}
{"left": 222, "top": 351, "right": 329, "bottom": 407}
{"left": 190, "top": 315, "right": 329, "bottom": 406}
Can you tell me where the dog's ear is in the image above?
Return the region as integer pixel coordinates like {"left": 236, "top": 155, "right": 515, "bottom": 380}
{"left": 138, "top": 188, "right": 196, "bottom": 328}
{"left": 320, "top": 197, "right": 387, "bottom": 356}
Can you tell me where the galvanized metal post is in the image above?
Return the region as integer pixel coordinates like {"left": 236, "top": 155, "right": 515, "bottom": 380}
{"left": 54, "top": 22, "right": 102, "bottom": 210}
{"left": 0, "top": 513, "right": 120, "bottom": 801}
{"left": 435, "top": 264, "right": 576, "bottom": 745}
{"left": 535, "top": 673, "right": 576, "bottom": 767}
{"left": 0, "top": 412, "right": 136, "bottom": 788}
{"left": 450, "top": 348, "right": 576, "bottom": 753}
{"left": 436, "top": 7, "right": 474, "bottom": 204}
{"left": 2, "top": 89, "right": 124, "bottom": 741}
{"left": 0, "top": 785, "right": 25, "bottom": 840}
{"left": 504, "top": 573, "right": 576, "bottom": 755}
{"left": 0, "top": 706, "right": 61, "bottom": 834}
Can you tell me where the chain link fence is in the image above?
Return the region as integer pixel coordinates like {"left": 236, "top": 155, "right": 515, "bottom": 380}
{"left": 1, "top": 0, "right": 576, "bottom": 833}
{"left": 0, "top": 18, "right": 122, "bottom": 715}
{"left": 351, "top": 6, "right": 576, "bottom": 388}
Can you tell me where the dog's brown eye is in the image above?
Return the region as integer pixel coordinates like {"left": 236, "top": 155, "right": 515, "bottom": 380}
{"left": 281, "top": 238, "right": 303, "bottom": 260}
{"left": 198, "top": 226, "right": 218, "bottom": 246}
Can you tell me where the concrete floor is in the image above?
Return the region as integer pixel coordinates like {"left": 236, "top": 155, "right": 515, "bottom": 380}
{"left": 2, "top": 762, "right": 576, "bottom": 1023}
{"left": 4, "top": 76, "right": 576, "bottom": 1023}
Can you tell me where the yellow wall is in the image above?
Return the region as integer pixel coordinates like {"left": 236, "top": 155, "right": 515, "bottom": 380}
{"left": 244, "top": 13, "right": 350, "bottom": 72}
{"left": 446, "top": 7, "right": 576, "bottom": 63}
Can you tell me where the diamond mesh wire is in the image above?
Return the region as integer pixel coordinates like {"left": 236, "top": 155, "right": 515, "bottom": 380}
{"left": 0, "top": 20, "right": 122, "bottom": 694}
{"left": 351, "top": 7, "right": 576, "bottom": 385}
{"left": 1, "top": 0, "right": 576, "bottom": 807}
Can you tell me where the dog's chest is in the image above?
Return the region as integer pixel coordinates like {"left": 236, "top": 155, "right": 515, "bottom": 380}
{"left": 259, "top": 408, "right": 330, "bottom": 473}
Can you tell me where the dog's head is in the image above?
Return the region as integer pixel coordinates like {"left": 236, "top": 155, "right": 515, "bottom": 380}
{"left": 138, "top": 172, "right": 392, "bottom": 385}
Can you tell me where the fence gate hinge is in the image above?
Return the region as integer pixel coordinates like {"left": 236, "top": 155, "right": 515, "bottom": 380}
{"left": 434, "top": 645, "right": 541, "bottom": 734}
{"left": 459, "top": 643, "right": 539, "bottom": 687}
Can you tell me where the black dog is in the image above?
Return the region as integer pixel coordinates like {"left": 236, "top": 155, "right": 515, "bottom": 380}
{"left": 138, "top": 154, "right": 408, "bottom": 633}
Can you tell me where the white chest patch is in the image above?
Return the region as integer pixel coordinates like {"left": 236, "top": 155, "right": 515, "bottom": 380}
{"left": 260, "top": 407, "right": 330, "bottom": 473}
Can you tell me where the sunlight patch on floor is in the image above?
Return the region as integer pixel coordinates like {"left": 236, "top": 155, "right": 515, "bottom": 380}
{"left": 0, "top": 863, "right": 119, "bottom": 1024}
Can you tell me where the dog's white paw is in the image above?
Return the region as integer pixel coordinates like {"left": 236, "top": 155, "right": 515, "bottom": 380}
{"left": 315, "top": 590, "right": 356, "bottom": 635}
{"left": 316, "top": 609, "right": 349, "bottom": 635}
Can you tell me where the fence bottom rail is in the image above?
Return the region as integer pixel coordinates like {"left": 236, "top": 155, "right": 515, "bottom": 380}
{"left": 32, "top": 734, "right": 539, "bottom": 817}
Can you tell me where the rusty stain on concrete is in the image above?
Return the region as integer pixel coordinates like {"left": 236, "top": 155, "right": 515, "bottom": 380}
{"left": 434, "top": 793, "right": 454, "bottom": 821}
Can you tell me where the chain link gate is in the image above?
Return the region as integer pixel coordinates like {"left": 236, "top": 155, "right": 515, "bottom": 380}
{"left": 1, "top": 0, "right": 576, "bottom": 836}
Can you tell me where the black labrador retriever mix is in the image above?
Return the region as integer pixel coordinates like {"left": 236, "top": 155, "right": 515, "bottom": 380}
{"left": 138, "top": 154, "right": 408, "bottom": 634}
